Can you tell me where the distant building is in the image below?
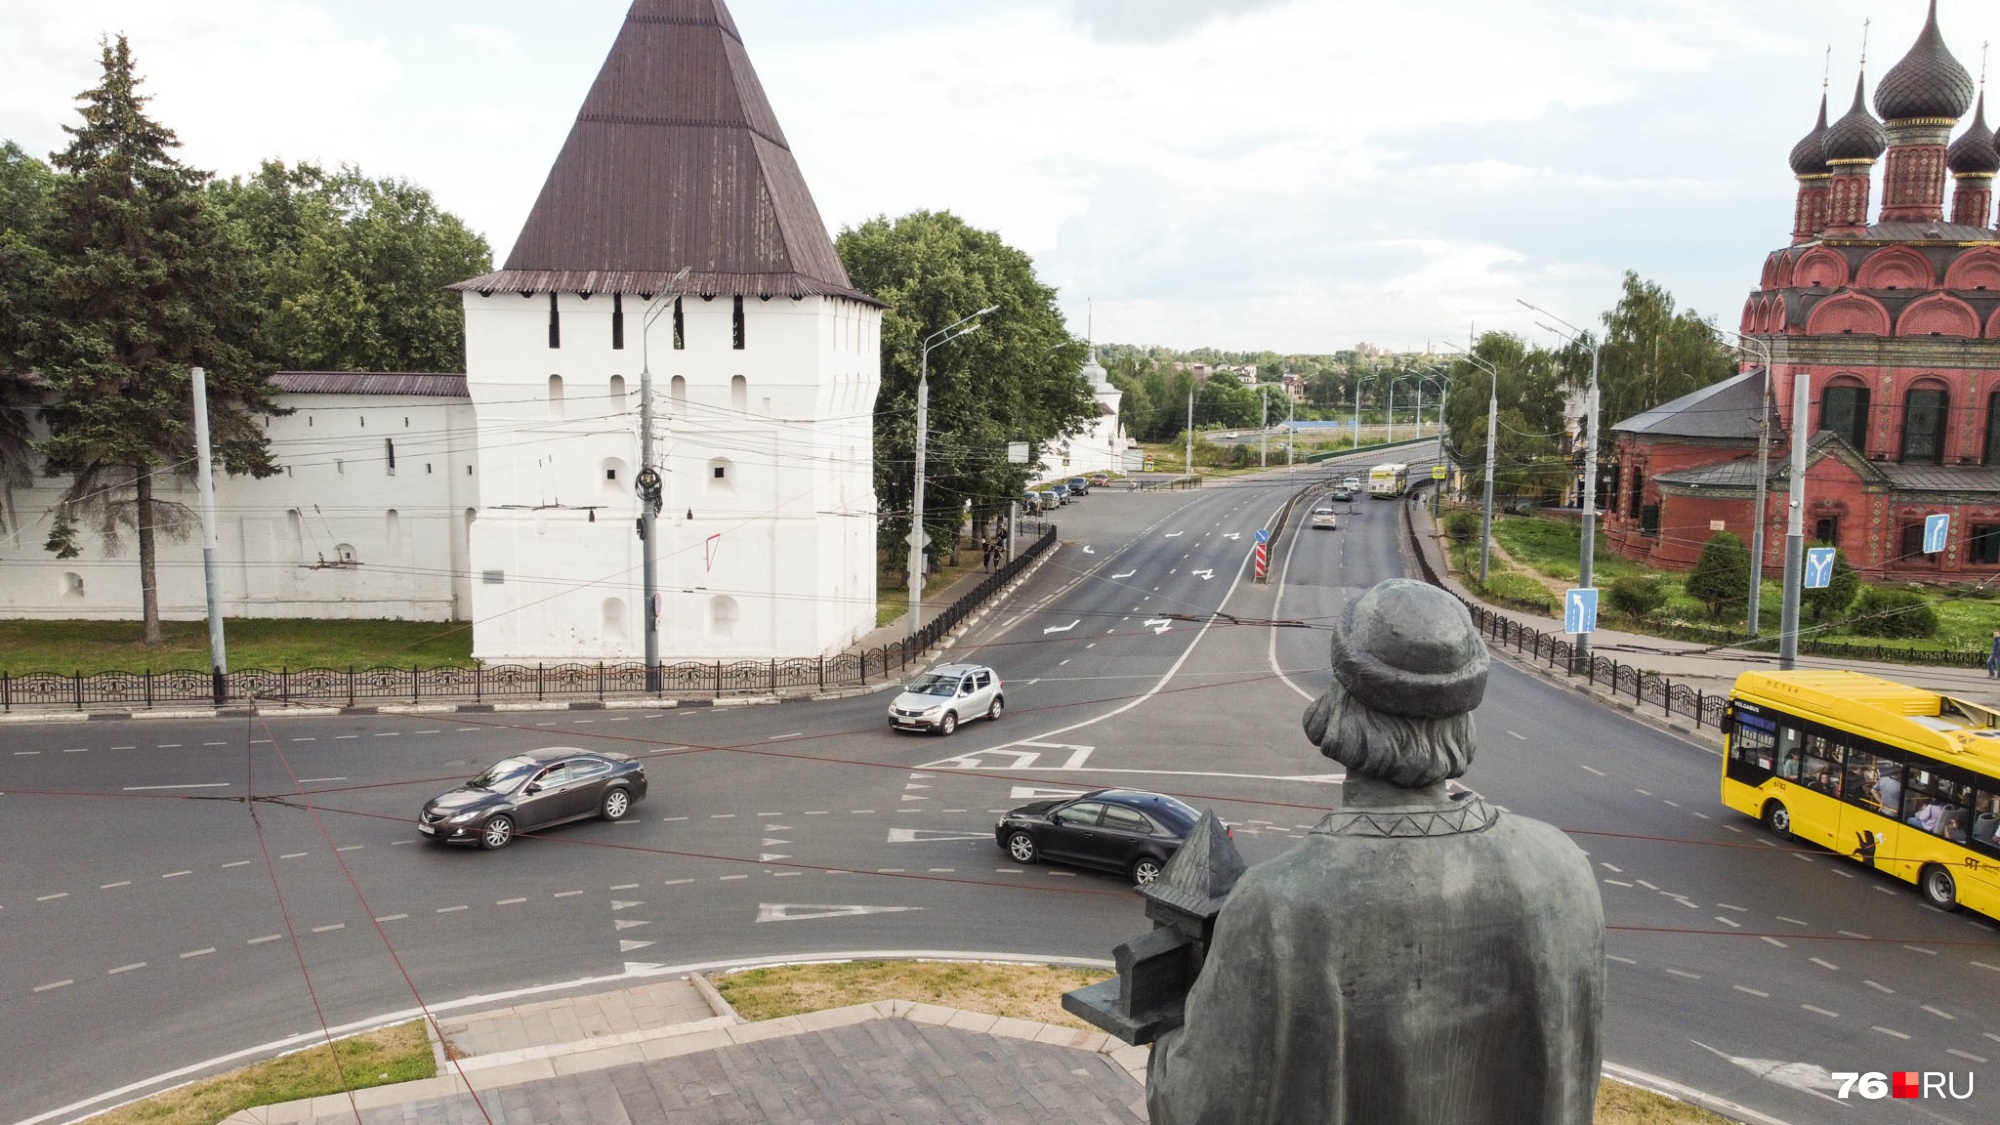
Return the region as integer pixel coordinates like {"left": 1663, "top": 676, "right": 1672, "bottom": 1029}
{"left": 1045, "top": 349, "right": 1128, "bottom": 478}
{"left": 1607, "top": 1, "right": 2000, "bottom": 581}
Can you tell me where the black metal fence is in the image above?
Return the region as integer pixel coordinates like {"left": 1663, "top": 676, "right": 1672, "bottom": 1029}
{"left": 1401, "top": 491, "right": 1729, "bottom": 730}
{"left": 2, "top": 525, "right": 1059, "bottom": 712}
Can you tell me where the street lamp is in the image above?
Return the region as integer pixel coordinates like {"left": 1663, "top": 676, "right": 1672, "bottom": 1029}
{"left": 1713, "top": 329, "right": 1788, "bottom": 662}
{"left": 1438, "top": 339, "right": 1500, "bottom": 585}
{"left": 1351, "top": 370, "right": 1378, "bottom": 452}
{"left": 1520, "top": 299, "right": 1602, "bottom": 670}
{"left": 635, "top": 266, "right": 691, "bottom": 691}
{"left": 909, "top": 304, "right": 998, "bottom": 640}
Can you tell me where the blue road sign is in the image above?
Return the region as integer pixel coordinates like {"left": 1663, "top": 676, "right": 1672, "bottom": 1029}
{"left": 1564, "top": 588, "right": 1599, "bottom": 635}
{"left": 1924, "top": 513, "right": 1951, "bottom": 554}
{"left": 1256, "top": 528, "right": 1269, "bottom": 544}
{"left": 1804, "top": 547, "right": 1836, "bottom": 589}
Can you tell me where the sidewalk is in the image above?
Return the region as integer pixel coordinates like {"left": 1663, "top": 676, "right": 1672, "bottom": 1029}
{"left": 223, "top": 973, "right": 1147, "bottom": 1124}
{"left": 1404, "top": 496, "right": 2000, "bottom": 707}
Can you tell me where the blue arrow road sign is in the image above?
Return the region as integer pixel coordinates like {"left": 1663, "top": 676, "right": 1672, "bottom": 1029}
{"left": 1256, "top": 528, "right": 1269, "bottom": 544}
{"left": 1924, "top": 513, "right": 1951, "bottom": 554}
{"left": 1804, "top": 547, "right": 1836, "bottom": 589}
{"left": 1564, "top": 588, "right": 1599, "bottom": 635}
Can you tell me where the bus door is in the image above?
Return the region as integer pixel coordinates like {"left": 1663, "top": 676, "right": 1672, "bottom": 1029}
{"left": 1785, "top": 727, "right": 1846, "bottom": 849}
{"left": 1836, "top": 742, "right": 1907, "bottom": 877}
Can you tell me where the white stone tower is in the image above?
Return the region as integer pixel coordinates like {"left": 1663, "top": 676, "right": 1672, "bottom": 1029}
{"left": 452, "top": 0, "right": 882, "bottom": 664}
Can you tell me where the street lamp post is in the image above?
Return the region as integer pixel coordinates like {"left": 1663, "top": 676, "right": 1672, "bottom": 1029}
{"left": 1714, "top": 330, "right": 1776, "bottom": 643}
{"left": 635, "top": 267, "right": 690, "bottom": 691}
{"left": 1351, "top": 371, "right": 1376, "bottom": 452}
{"left": 909, "top": 305, "right": 998, "bottom": 640}
{"left": 1440, "top": 340, "right": 1500, "bottom": 585}
{"left": 1521, "top": 300, "right": 1602, "bottom": 670}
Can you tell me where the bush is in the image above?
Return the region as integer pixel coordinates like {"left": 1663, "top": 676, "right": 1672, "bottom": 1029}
{"left": 1606, "top": 575, "right": 1667, "bottom": 619}
{"left": 1442, "top": 511, "right": 1480, "bottom": 544}
{"left": 1849, "top": 586, "right": 1940, "bottom": 639}
{"left": 1684, "top": 531, "right": 1752, "bottom": 621}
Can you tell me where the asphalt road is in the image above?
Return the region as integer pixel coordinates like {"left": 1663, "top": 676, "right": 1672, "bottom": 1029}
{"left": 5, "top": 458, "right": 1998, "bottom": 1124}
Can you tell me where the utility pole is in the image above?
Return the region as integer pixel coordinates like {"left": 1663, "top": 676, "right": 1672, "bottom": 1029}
{"left": 1185, "top": 385, "right": 1194, "bottom": 480}
{"left": 909, "top": 306, "right": 995, "bottom": 638}
{"left": 1443, "top": 339, "right": 1500, "bottom": 586}
{"left": 636, "top": 267, "right": 687, "bottom": 692}
{"left": 1712, "top": 330, "right": 1774, "bottom": 638}
{"left": 1287, "top": 391, "right": 1295, "bottom": 475}
{"left": 190, "top": 366, "right": 227, "bottom": 703}
{"left": 1522, "top": 301, "right": 1603, "bottom": 670}
{"left": 1779, "top": 364, "right": 1809, "bottom": 670}
{"left": 1259, "top": 388, "right": 1268, "bottom": 471}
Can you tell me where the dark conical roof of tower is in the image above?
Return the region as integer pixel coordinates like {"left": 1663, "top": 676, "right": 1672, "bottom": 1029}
{"left": 1874, "top": 0, "right": 1975, "bottom": 122}
{"left": 1824, "top": 72, "right": 1888, "bottom": 161}
{"left": 1949, "top": 93, "right": 2000, "bottom": 174}
{"left": 454, "top": 0, "right": 870, "bottom": 301}
{"left": 1789, "top": 92, "right": 1832, "bottom": 175}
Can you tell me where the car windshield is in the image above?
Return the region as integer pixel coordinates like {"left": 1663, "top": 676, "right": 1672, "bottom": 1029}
{"left": 905, "top": 673, "right": 958, "bottom": 696}
{"left": 469, "top": 757, "right": 538, "bottom": 790}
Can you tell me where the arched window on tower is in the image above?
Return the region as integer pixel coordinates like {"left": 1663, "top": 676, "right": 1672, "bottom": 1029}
{"left": 670, "top": 375, "right": 687, "bottom": 410}
{"left": 731, "top": 374, "right": 747, "bottom": 413}
{"left": 609, "top": 374, "right": 625, "bottom": 407}
{"left": 548, "top": 374, "right": 565, "bottom": 419}
{"left": 1900, "top": 384, "right": 1949, "bottom": 463}
{"left": 1821, "top": 381, "right": 1870, "bottom": 453}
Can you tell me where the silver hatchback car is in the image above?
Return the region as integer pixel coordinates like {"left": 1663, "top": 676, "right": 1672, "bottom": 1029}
{"left": 887, "top": 663, "right": 1004, "bottom": 735}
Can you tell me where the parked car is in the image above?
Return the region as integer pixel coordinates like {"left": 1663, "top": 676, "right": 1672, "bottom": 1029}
{"left": 1021, "top": 491, "right": 1045, "bottom": 514}
{"left": 419, "top": 748, "right": 648, "bottom": 849}
{"left": 1310, "top": 506, "right": 1339, "bottom": 530}
{"left": 995, "top": 788, "right": 1214, "bottom": 885}
{"left": 1066, "top": 476, "right": 1090, "bottom": 496}
{"left": 887, "top": 663, "right": 1004, "bottom": 735}
{"left": 1049, "top": 483, "right": 1071, "bottom": 505}
{"left": 1329, "top": 486, "right": 1352, "bottom": 502}
{"left": 1089, "top": 472, "right": 1110, "bottom": 488}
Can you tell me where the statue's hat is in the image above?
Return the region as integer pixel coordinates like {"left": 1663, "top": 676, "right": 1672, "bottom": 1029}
{"left": 1330, "top": 579, "right": 1488, "bottom": 719}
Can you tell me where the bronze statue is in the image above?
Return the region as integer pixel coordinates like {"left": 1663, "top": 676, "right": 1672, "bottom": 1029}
{"left": 1146, "top": 578, "right": 1604, "bottom": 1124}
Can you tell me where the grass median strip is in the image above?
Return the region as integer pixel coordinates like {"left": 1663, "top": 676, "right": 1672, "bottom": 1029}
{"left": 86, "top": 1019, "right": 433, "bottom": 1125}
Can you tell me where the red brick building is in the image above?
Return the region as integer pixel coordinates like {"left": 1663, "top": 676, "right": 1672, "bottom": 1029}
{"left": 1607, "top": 1, "right": 2000, "bottom": 582}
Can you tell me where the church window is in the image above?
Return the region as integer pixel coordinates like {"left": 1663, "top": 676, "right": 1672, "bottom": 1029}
{"left": 548, "top": 374, "right": 565, "bottom": 419}
{"left": 731, "top": 374, "right": 747, "bottom": 413}
{"left": 1898, "top": 522, "right": 1933, "bottom": 564}
{"left": 612, "top": 294, "right": 625, "bottom": 350}
{"left": 609, "top": 374, "right": 625, "bottom": 404}
{"left": 1985, "top": 391, "right": 2000, "bottom": 465}
{"left": 732, "top": 295, "right": 745, "bottom": 349}
{"left": 1972, "top": 525, "right": 2000, "bottom": 565}
{"left": 1627, "top": 467, "right": 1644, "bottom": 518}
{"left": 548, "top": 293, "right": 561, "bottom": 348}
{"left": 1822, "top": 384, "right": 1870, "bottom": 451}
{"left": 1814, "top": 517, "right": 1840, "bottom": 546}
{"left": 1639, "top": 504, "right": 1660, "bottom": 535}
{"left": 707, "top": 456, "right": 735, "bottom": 494}
{"left": 384, "top": 438, "right": 396, "bottom": 475}
{"left": 1900, "top": 387, "right": 1948, "bottom": 463}
{"left": 670, "top": 375, "right": 687, "bottom": 408}
{"left": 673, "top": 298, "right": 684, "bottom": 350}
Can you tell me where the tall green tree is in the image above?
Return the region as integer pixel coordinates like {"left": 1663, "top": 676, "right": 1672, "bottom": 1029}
{"left": 1440, "top": 332, "right": 1567, "bottom": 499}
{"left": 837, "top": 210, "right": 1096, "bottom": 574}
{"left": 32, "top": 36, "right": 279, "bottom": 643}
{"left": 1685, "top": 530, "right": 1752, "bottom": 622}
{"left": 1560, "top": 272, "right": 1736, "bottom": 457}
{"left": 0, "top": 140, "right": 54, "bottom": 503}
{"left": 208, "top": 160, "right": 491, "bottom": 372}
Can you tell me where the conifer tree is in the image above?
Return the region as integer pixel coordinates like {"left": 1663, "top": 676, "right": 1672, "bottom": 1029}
{"left": 1685, "top": 530, "right": 1752, "bottom": 622}
{"left": 33, "top": 36, "right": 277, "bottom": 643}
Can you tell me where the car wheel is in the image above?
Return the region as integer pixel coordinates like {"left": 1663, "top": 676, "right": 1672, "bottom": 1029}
{"left": 1132, "top": 856, "right": 1165, "bottom": 886}
{"left": 479, "top": 815, "right": 515, "bottom": 850}
{"left": 987, "top": 696, "right": 1004, "bottom": 722}
{"left": 1762, "top": 800, "right": 1791, "bottom": 841}
{"left": 1920, "top": 864, "right": 1959, "bottom": 911}
{"left": 938, "top": 711, "right": 958, "bottom": 736}
{"left": 600, "top": 787, "right": 631, "bottom": 821}
{"left": 1007, "top": 831, "right": 1038, "bottom": 864}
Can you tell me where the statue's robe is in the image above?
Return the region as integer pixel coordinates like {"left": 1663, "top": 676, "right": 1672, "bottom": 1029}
{"left": 1148, "top": 782, "right": 1603, "bottom": 1125}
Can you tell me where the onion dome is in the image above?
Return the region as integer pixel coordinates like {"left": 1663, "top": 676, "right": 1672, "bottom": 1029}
{"left": 1824, "top": 72, "right": 1888, "bottom": 161}
{"left": 1790, "top": 93, "right": 1832, "bottom": 175}
{"left": 1874, "top": 0, "right": 1975, "bottom": 122}
{"left": 1949, "top": 93, "right": 2000, "bottom": 174}
{"left": 1081, "top": 347, "right": 1111, "bottom": 390}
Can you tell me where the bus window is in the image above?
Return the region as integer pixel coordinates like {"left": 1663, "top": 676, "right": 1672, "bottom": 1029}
{"left": 1728, "top": 712, "right": 1777, "bottom": 784}
{"left": 1843, "top": 746, "right": 1904, "bottom": 820}
{"left": 1972, "top": 783, "right": 2000, "bottom": 851}
{"left": 1904, "top": 768, "right": 1975, "bottom": 842}
{"left": 1801, "top": 732, "right": 1844, "bottom": 796}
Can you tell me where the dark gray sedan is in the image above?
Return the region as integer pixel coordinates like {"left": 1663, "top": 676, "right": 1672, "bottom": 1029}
{"left": 419, "top": 747, "right": 648, "bottom": 849}
{"left": 994, "top": 788, "right": 1211, "bottom": 885}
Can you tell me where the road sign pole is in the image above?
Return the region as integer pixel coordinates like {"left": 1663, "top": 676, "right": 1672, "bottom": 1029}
{"left": 1778, "top": 364, "right": 1809, "bottom": 671}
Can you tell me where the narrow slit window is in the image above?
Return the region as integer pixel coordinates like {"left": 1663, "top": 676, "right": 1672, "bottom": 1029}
{"left": 612, "top": 293, "right": 625, "bottom": 350}
{"left": 673, "top": 297, "right": 684, "bottom": 350}
{"left": 548, "top": 292, "right": 561, "bottom": 348}
{"left": 732, "top": 295, "right": 745, "bottom": 349}
{"left": 384, "top": 438, "right": 396, "bottom": 475}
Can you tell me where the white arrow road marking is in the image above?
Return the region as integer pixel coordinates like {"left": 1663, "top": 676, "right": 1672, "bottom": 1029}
{"left": 610, "top": 900, "right": 643, "bottom": 911}
{"left": 619, "top": 940, "right": 655, "bottom": 951}
{"left": 614, "top": 920, "right": 649, "bottom": 930}
{"left": 1688, "top": 1041, "right": 1844, "bottom": 1103}
{"left": 1010, "top": 786, "right": 1087, "bottom": 799}
{"left": 886, "top": 828, "right": 992, "bottom": 843}
{"left": 1111, "top": 571, "right": 1135, "bottom": 579}
{"left": 1144, "top": 618, "right": 1172, "bottom": 634}
{"left": 1164, "top": 531, "right": 1183, "bottom": 538}
{"left": 922, "top": 749, "right": 1043, "bottom": 770}
{"left": 760, "top": 838, "right": 790, "bottom": 846}
{"left": 1082, "top": 545, "right": 1095, "bottom": 554}
{"left": 1192, "top": 569, "right": 1214, "bottom": 580}
{"left": 1223, "top": 533, "right": 1241, "bottom": 541}
{"left": 756, "top": 903, "right": 924, "bottom": 923}
{"left": 759, "top": 853, "right": 791, "bottom": 862}
{"left": 1042, "top": 620, "right": 1080, "bottom": 634}
{"left": 1018, "top": 741, "right": 1095, "bottom": 770}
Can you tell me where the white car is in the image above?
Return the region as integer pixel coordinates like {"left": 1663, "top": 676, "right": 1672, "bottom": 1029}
{"left": 1310, "top": 507, "right": 1338, "bottom": 530}
{"left": 1342, "top": 476, "right": 1361, "bottom": 492}
{"left": 888, "top": 663, "right": 1004, "bottom": 735}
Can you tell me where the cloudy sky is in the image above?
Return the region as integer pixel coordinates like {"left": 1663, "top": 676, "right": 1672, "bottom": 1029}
{"left": 6, "top": 0, "right": 2000, "bottom": 355}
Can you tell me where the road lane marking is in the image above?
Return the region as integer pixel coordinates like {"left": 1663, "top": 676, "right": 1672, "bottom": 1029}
{"left": 376, "top": 914, "right": 408, "bottom": 922}
{"left": 1864, "top": 980, "right": 1894, "bottom": 993}
{"left": 248, "top": 935, "right": 281, "bottom": 945}
{"left": 122, "top": 783, "right": 229, "bottom": 791}
{"left": 221, "top": 861, "right": 249, "bottom": 868}
{"left": 297, "top": 777, "right": 346, "bottom": 784}
{"left": 163, "top": 871, "right": 190, "bottom": 879}
{"left": 108, "top": 963, "right": 146, "bottom": 975}
{"left": 33, "top": 980, "right": 72, "bottom": 992}
{"left": 1803, "top": 1005, "right": 1839, "bottom": 1017}
{"left": 496, "top": 897, "right": 527, "bottom": 905}
{"left": 1948, "top": 1048, "right": 1987, "bottom": 1063}
{"left": 1760, "top": 937, "right": 1787, "bottom": 948}
{"left": 1665, "top": 969, "right": 1700, "bottom": 979}
{"left": 37, "top": 893, "right": 68, "bottom": 901}
{"left": 1732, "top": 986, "right": 1768, "bottom": 997}
{"left": 180, "top": 948, "right": 215, "bottom": 959}
{"left": 1579, "top": 766, "right": 1605, "bottom": 777}
{"left": 553, "top": 890, "right": 583, "bottom": 898}
{"left": 435, "top": 907, "right": 466, "bottom": 914}
{"left": 101, "top": 881, "right": 130, "bottom": 889}
{"left": 1922, "top": 1005, "right": 1956, "bottom": 1020}
{"left": 280, "top": 853, "right": 306, "bottom": 859}
{"left": 1810, "top": 958, "right": 1839, "bottom": 970}
{"left": 1872, "top": 1026, "right": 1910, "bottom": 1040}
{"left": 312, "top": 923, "right": 346, "bottom": 932}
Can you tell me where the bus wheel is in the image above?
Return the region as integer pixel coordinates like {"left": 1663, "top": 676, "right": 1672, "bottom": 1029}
{"left": 1761, "top": 800, "right": 1792, "bottom": 841}
{"left": 1920, "top": 864, "right": 1959, "bottom": 912}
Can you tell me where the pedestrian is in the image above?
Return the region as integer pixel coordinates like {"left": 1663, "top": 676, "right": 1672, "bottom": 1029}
{"left": 1988, "top": 630, "right": 2000, "bottom": 678}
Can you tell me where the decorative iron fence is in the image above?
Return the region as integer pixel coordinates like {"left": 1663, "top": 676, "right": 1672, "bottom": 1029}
{"left": 1401, "top": 490, "right": 1729, "bottom": 730}
{"left": 1, "top": 525, "right": 1059, "bottom": 712}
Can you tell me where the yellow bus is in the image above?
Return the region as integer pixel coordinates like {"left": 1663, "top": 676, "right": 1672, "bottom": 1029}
{"left": 1368, "top": 463, "right": 1408, "bottom": 498}
{"left": 1722, "top": 670, "right": 2000, "bottom": 919}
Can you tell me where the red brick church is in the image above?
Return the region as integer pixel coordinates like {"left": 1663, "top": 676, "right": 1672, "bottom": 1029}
{"left": 1606, "top": 1, "right": 2000, "bottom": 582}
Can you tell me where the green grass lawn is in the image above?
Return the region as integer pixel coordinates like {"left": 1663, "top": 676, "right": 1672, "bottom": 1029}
{"left": 0, "top": 618, "right": 474, "bottom": 674}
{"left": 874, "top": 542, "right": 991, "bottom": 628}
